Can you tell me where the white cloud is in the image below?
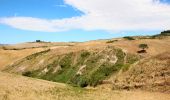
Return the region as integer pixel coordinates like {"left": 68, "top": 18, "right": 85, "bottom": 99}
{"left": 0, "top": 0, "right": 170, "bottom": 32}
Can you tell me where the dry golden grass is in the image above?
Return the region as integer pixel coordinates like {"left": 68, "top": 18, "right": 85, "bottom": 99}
{"left": 111, "top": 38, "right": 170, "bottom": 56}
{"left": 3, "top": 42, "right": 76, "bottom": 50}
{"left": 0, "top": 72, "right": 170, "bottom": 100}
{"left": 112, "top": 52, "right": 170, "bottom": 93}
{"left": 1, "top": 37, "right": 169, "bottom": 71}
{"left": 50, "top": 37, "right": 170, "bottom": 57}
{"left": 0, "top": 48, "right": 45, "bottom": 70}
{"left": 0, "top": 37, "right": 170, "bottom": 100}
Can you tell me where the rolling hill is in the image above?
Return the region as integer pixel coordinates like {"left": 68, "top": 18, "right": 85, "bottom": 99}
{"left": 0, "top": 72, "right": 170, "bottom": 100}
{"left": 0, "top": 34, "right": 170, "bottom": 99}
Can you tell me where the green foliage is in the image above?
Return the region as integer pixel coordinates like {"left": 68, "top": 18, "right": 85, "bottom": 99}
{"left": 20, "top": 47, "right": 131, "bottom": 88}
{"left": 106, "top": 40, "right": 118, "bottom": 43}
{"left": 81, "top": 51, "right": 90, "bottom": 58}
{"left": 139, "top": 44, "right": 148, "bottom": 50}
{"left": 122, "top": 64, "right": 131, "bottom": 72}
{"left": 115, "top": 49, "right": 125, "bottom": 65}
{"left": 78, "top": 76, "right": 88, "bottom": 87}
{"left": 59, "top": 54, "right": 72, "bottom": 68}
{"left": 126, "top": 54, "right": 140, "bottom": 64}
{"left": 160, "top": 30, "right": 170, "bottom": 36}
{"left": 36, "top": 40, "right": 41, "bottom": 42}
{"left": 26, "top": 49, "right": 50, "bottom": 60}
{"left": 22, "top": 71, "right": 32, "bottom": 77}
{"left": 123, "top": 36, "right": 135, "bottom": 40}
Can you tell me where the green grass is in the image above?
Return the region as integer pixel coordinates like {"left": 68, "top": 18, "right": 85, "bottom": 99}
{"left": 19, "top": 47, "right": 136, "bottom": 88}
{"left": 25, "top": 49, "right": 50, "bottom": 60}
{"left": 123, "top": 36, "right": 135, "bottom": 40}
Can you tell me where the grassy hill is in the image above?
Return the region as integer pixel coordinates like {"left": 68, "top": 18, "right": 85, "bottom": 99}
{"left": 113, "top": 52, "right": 170, "bottom": 93}
{"left": 0, "top": 33, "right": 170, "bottom": 99}
{"left": 0, "top": 48, "right": 45, "bottom": 70}
{"left": 0, "top": 72, "right": 170, "bottom": 100}
{"left": 4, "top": 46, "right": 140, "bottom": 87}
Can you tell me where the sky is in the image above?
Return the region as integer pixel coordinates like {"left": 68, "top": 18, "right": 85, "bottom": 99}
{"left": 0, "top": 0, "right": 170, "bottom": 44}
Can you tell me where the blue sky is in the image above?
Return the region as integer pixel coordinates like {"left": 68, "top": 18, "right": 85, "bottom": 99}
{"left": 0, "top": 0, "right": 170, "bottom": 44}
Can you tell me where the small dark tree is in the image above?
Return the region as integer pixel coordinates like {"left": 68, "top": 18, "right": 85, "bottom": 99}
{"left": 139, "top": 44, "right": 148, "bottom": 50}
{"left": 36, "top": 40, "right": 41, "bottom": 42}
{"left": 138, "top": 44, "right": 148, "bottom": 53}
{"left": 123, "top": 36, "right": 135, "bottom": 40}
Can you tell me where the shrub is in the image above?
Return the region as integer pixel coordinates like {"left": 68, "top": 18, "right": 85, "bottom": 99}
{"left": 139, "top": 44, "right": 148, "bottom": 50}
{"left": 78, "top": 77, "right": 88, "bottom": 87}
{"left": 106, "top": 40, "right": 118, "bottom": 43}
{"left": 36, "top": 40, "right": 41, "bottom": 42}
{"left": 81, "top": 51, "right": 90, "bottom": 58}
{"left": 122, "top": 64, "right": 131, "bottom": 72}
{"left": 123, "top": 36, "right": 135, "bottom": 40}
{"left": 26, "top": 49, "right": 50, "bottom": 60}
{"left": 22, "top": 71, "right": 32, "bottom": 77}
{"left": 126, "top": 54, "right": 139, "bottom": 64}
{"left": 160, "top": 30, "right": 170, "bottom": 36}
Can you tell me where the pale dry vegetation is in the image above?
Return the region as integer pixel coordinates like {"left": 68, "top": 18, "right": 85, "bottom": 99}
{"left": 0, "top": 72, "right": 170, "bottom": 100}
{"left": 0, "top": 48, "right": 45, "bottom": 70}
{"left": 113, "top": 52, "right": 170, "bottom": 93}
{"left": 0, "top": 36, "right": 170, "bottom": 100}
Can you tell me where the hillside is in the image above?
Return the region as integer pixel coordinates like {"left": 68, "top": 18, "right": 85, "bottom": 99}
{"left": 0, "top": 42, "right": 76, "bottom": 70}
{"left": 0, "top": 35, "right": 170, "bottom": 100}
{"left": 0, "top": 72, "right": 170, "bottom": 100}
{"left": 113, "top": 52, "right": 170, "bottom": 93}
{"left": 4, "top": 45, "right": 139, "bottom": 87}
{"left": 1, "top": 42, "right": 76, "bottom": 50}
{"left": 0, "top": 48, "right": 45, "bottom": 70}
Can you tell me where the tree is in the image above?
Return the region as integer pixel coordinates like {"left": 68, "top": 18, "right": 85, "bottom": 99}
{"left": 36, "top": 40, "right": 41, "bottom": 42}
{"left": 139, "top": 44, "right": 148, "bottom": 50}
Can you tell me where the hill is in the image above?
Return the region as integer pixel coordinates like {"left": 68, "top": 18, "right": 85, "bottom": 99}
{"left": 0, "top": 42, "right": 77, "bottom": 70}
{"left": 3, "top": 35, "right": 170, "bottom": 88}
{"left": 113, "top": 52, "right": 170, "bottom": 93}
{"left": 4, "top": 46, "right": 136, "bottom": 87}
{"left": 0, "top": 33, "right": 170, "bottom": 99}
{"left": 0, "top": 48, "right": 45, "bottom": 70}
{"left": 0, "top": 72, "right": 170, "bottom": 100}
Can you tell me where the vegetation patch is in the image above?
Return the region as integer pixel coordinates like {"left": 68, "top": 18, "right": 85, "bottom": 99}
{"left": 106, "top": 40, "right": 118, "bottom": 43}
{"left": 5, "top": 46, "right": 140, "bottom": 88}
{"left": 123, "top": 36, "right": 135, "bottom": 40}
{"left": 25, "top": 49, "right": 50, "bottom": 60}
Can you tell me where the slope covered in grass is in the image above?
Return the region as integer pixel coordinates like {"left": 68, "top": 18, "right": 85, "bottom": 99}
{"left": 3, "top": 46, "right": 140, "bottom": 87}
{"left": 113, "top": 52, "right": 170, "bottom": 93}
{"left": 0, "top": 72, "right": 170, "bottom": 100}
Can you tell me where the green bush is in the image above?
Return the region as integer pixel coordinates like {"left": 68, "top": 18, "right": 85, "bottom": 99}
{"left": 106, "top": 40, "right": 118, "bottom": 43}
{"left": 126, "top": 54, "right": 139, "bottom": 64}
{"left": 139, "top": 44, "right": 148, "bottom": 50}
{"left": 78, "top": 76, "right": 88, "bottom": 87}
{"left": 122, "top": 64, "right": 131, "bottom": 72}
{"left": 22, "top": 71, "right": 32, "bottom": 77}
{"left": 81, "top": 51, "right": 90, "bottom": 58}
{"left": 36, "top": 40, "right": 41, "bottom": 42}
{"left": 26, "top": 49, "right": 50, "bottom": 60}
{"left": 123, "top": 36, "right": 135, "bottom": 40}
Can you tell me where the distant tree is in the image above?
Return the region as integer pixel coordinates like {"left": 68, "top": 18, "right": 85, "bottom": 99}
{"left": 160, "top": 30, "right": 170, "bottom": 36}
{"left": 36, "top": 40, "right": 41, "bottom": 42}
{"left": 139, "top": 44, "right": 148, "bottom": 50}
{"left": 137, "top": 44, "right": 149, "bottom": 53}
{"left": 123, "top": 36, "right": 135, "bottom": 40}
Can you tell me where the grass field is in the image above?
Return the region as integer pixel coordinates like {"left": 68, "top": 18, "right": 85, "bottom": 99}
{"left": 0, "top": 72, "right": 170, "bottom": 100}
